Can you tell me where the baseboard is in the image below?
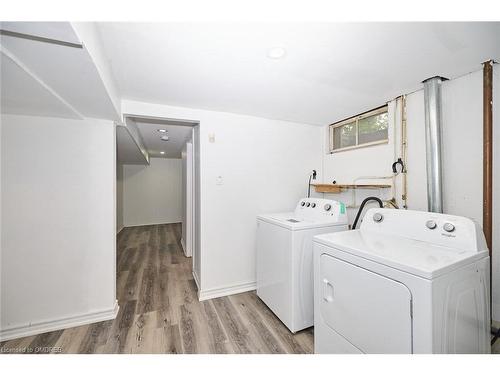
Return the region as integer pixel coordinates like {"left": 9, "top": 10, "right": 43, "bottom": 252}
{"left": 180, "top": 239, "right": 192, "bottom": 258}
{"left": 198, "top": 281, "right": 256, "bottom": 301}
{"left": 123, "top": 221, "right": 181, "bottom": 228}
{"left": 0, "top": 301, "right": 119, "bottom": 342}
{"left": 192, "top": 271, "right": 201, "bottom": 291}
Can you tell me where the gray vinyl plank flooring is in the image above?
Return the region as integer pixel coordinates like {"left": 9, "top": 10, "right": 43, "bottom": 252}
{"left": 0, "top": 223, "right": 313, "bottom": 354}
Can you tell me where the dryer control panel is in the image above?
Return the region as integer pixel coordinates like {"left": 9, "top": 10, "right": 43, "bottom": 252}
{"left": 295, "top": 198, "right": 348, "bottom": 224}
{"left": 361, "top": 208, "right": 488, "bottom": 253}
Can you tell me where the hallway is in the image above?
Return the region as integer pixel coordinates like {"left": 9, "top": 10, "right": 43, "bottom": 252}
{"left": 1, "top": 224, "right": 314, "bottom": 354}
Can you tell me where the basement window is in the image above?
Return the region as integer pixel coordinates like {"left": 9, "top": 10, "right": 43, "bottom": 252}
{"left": 329, "top": 105, "right": 389, "bottom": 153}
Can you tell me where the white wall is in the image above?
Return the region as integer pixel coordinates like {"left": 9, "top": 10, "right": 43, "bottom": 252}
{"left": 116, "top": 164, "right": 124, "bottom": 233}
{"left": 404, "top": 70, "right": 484, "bottom": 222}
{"left": 442, "top": 71, "right": 483, "bottom": 222}
{"left": 0, "top": 114, "right": 117, "bottom": 340}
{"left": 404, "top": 90, "right": 427, "bottom": 212}
{"left": 321, "top": 68, "right": 500, "bottom": 321}
{"left": 122, "top": 100, "right": 323, "bottom": 298}
{"left": 122, "top": 157, "right": 182, "bottom": 227}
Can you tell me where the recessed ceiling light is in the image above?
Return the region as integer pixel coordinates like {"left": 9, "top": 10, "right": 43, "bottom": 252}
{"left": 267, "top": 46, "right": 286, "bottom": 59}
{"left": 157, "top": 129, "right": 168, "bottom": 133}
{"left": 160, "top": 151, "right": 165, "bottom": 155}
{"left": 160, "top": 135, "right": 169, "bottom": 141}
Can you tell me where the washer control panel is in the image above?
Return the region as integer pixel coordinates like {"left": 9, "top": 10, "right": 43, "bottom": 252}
{"left": 295, "top": 198, "right": 347, "bottom": 224}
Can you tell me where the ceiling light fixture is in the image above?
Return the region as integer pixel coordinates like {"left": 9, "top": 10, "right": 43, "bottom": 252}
{"left": 160, "top": 151, "right": 165, "bottom": 155}
{"left": 157, "top": 129, "right": 168, "bottom": 133}
{"left": 160, "top": 135, "right": 169, "bottom": 141}
{"left": 267, "top": 46, "right": 286, "bottom": 59}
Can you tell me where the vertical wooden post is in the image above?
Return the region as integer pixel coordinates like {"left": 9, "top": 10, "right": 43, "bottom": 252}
{"left": 483, "top": 60, "right": 493, "bottom": 312}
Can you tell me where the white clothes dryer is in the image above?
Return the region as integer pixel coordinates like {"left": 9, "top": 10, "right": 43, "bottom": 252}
{"left": 313, "top": 208, "right": 490, "bottom": 354}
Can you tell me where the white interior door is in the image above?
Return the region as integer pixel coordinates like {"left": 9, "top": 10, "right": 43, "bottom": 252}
{"left": 320, "top": 254, "right": 413, "bottom": 353}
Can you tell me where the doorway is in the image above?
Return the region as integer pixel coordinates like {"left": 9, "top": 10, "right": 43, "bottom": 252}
{"left": 116, "top": 115, "right": 201, "bottom": 291}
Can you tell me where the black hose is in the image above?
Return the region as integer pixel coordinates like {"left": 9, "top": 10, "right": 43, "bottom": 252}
{"left": 392, "top": 158, "right": 405, "bottom": 174}
{"left": 352, "top": 196, "right": 384, "bottom": 230}
{"left": 492, "top": 326, "right": 500, "bottom": 346}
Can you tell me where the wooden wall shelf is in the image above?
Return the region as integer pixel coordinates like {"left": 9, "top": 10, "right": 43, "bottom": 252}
{"left": 312, "top": 184, "right": 391, "bottom": 194}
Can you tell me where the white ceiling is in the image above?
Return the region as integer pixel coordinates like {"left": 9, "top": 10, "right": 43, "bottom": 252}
{"left": 0, "top": 22, "right": 119, "bottom": 120}
{"left": 97, "top": 22, "right": 500, "bottom": 125}
{"left": 133, "top": 118, "right": 194, "bottom": 159}
{"left": 116, "top": 125, "right": 149, "bottom": 164}
{"left": 1, "top": 22, "right": 82, "bottom": 44}
{"left": 1, "top": 51, "right": 81, "bottom": 118}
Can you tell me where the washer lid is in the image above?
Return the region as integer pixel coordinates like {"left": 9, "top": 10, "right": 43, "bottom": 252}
{"left": 314, "top": 230, "right": 488, "bottom": 279}
{"left": 257, "top": 213, "right": 347, "bottom": 231}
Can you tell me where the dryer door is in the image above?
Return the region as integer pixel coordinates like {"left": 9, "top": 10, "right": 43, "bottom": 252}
{"left": 320, "top": 254, "right": 413, "bottom": 353}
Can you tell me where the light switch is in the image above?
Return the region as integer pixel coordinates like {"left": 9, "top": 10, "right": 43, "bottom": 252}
{"left": 216, "top": 176, "right": 223, "bottom": 185}
{"left": 209, "top": 133, "right": 216, "bottom": 143}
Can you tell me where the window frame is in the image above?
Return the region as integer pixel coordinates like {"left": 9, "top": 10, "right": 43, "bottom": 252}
{"left": 329, "top": 105, "right": 389, "bottom": 153}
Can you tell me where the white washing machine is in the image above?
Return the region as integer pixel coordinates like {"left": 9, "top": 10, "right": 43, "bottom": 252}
{"left": 313, "top": 208, "right": 490, "bottom": 354}
{"left": 257, "top": 198, "right": 348, "bottom": 333}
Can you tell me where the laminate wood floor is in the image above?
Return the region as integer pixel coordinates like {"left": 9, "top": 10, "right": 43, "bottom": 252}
{"left": 0, "top": 224, "right": 314, "bottom": 354}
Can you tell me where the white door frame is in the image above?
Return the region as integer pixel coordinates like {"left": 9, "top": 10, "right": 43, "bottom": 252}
{"left": 182, "top": 141, "right": 194, "bottom": 257}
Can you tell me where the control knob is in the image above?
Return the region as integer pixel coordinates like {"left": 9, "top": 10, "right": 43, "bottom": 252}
{"left": 443, "top": 223, "right": 455, "bottom": 233}
{"left": 324, "top": 204, "right": 332, "bottom": 211}
{"left": 373, "top": 213, "right": 384, "bottom": 223}
{"left": 425, "top": 220, "right": 437, "bottom": 230}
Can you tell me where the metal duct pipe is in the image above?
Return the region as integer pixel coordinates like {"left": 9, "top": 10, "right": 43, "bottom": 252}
{"left": 423, "top": 76, "right": 446, "bottom": 213}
